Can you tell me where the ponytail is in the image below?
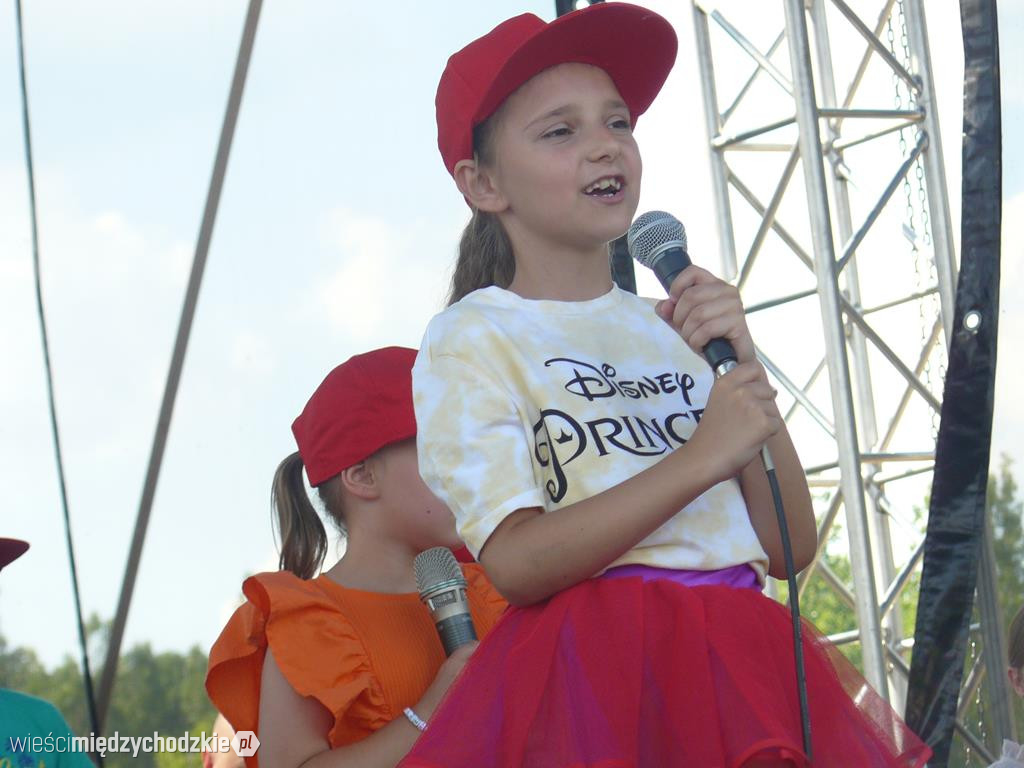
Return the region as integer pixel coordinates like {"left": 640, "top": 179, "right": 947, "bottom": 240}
{"left": 447, "top": 113, "right": 516, "bottom": 306}
{"left": 448, "top": 210, "right": 515, "bottom": 305}
{"left": 272, "top": 451, "right": 330, "bottom": 579}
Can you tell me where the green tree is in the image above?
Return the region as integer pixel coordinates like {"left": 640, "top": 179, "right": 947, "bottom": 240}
{"left": 0, "top": 617, "right": 217, "bottom": 768}
{"left": 789, "top": 456, "right": 1023, "bottom": 765}
{"left": 0, "top": 635, "right": 50, "bottom": 692}
{"left": 989, "top": 456, "right": 1024, "bottom": 631}
{"left": 950, "top": 457, "right": 1024, "bottom": 766}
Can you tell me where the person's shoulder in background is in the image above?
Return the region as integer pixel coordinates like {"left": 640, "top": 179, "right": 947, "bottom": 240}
{"left": 201, "top": 712, "right": 246, "bottom": 768}
{"left": 0, "top": 688, "right": 94, "bottom": 768}
{"left": 989, "top": 739, "right": 1024, "bottom": 768}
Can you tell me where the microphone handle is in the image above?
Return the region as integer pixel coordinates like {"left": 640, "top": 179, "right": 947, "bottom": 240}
{"left": 436, "top": 613, "right": 478, "bottom": 656}
{"left": 653, "top": 246, "right": 772, "bottom": 472}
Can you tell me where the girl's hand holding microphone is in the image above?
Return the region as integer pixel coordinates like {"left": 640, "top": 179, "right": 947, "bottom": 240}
{"left": 412, "top": 641, "right": 479, "bottom": 723}
{"left": 655, "top": 264, "right": 755, "bottom": 365}
{"left": 656, "top": 264, "right": 780, "bottom": 481}
{"left": 689, "top": 363, "right": 781, "bottom": 482}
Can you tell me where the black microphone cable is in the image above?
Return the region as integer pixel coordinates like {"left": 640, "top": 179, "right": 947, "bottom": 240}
{"left": 628, "top": 211, "right": 812, "bottom": 761}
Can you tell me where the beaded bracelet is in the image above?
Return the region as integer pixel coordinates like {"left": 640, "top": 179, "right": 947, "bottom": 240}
{"left": 403, "top": 706, "right": 428, "bottom": 732}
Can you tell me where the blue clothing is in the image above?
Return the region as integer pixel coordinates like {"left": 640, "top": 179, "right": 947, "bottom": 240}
{"left": 1, "top": 689, "right": 93, "bottom": 768}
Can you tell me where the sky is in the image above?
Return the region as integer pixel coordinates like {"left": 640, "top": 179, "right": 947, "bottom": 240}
{"left": 0, "top": 0, "right": 1020, "bottom": 679}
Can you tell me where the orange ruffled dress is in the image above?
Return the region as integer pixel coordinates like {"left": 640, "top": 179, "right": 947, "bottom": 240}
{"left": 206, "top": 564, "right": 506, "bottom": 766}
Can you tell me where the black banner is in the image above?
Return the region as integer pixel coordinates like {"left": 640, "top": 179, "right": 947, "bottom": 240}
{"left": 904, "top": 1, "right": 1002, "bottom": 765}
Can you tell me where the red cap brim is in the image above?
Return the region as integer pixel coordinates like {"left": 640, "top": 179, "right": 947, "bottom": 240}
{"left": 438, "top": 3, "right": 677, "bottom": 175}
{"left": 0, "top": 538, "right": 30, "bottom": 571}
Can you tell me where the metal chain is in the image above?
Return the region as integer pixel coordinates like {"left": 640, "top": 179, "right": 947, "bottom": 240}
{"left": 899, "top": 0, "right": 943, "bottom": 433}
{"left": 886, "top": 8, "right": 917, "bottom": 261}
{"left": 889, "top": 0, "right": 943, "bottom": 436}
{"left": 964, "top": 636, "right": 978, "bottom": 765}
{"left": 977, "top": 648, "right": 989, "bottom": 765}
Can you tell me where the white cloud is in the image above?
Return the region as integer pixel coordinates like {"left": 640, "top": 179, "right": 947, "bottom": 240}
{"left": 1001, "top": 191, "right": 1024, "bottom": 284}
{"left": 992, "top": 191, "right": 1024, "bottom": 462}
{"left": 318, "top": 207, "right": 453, "bottom": 347}
{"left": 94, "top": 210, "right": 127, "bottom": 235}
{"left": 997, "top": 4, "right": 1024, "bottom": 107}
{"left": 0, "top": 165, "right": 198, "bottom": 666}
{"left": 230, "top": 331, "right": 276, "bottom": 375}
{"left": 0, "top": 169, "right": 190, "bottom": 425}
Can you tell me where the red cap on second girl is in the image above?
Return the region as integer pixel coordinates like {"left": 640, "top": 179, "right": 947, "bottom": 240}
{"left": 291, "top": 347, "right": 418, "bottom": 487}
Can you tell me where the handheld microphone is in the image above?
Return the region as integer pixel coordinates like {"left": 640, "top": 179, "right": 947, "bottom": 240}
{"left": 626, "top": 210, "right": 738, "bottom": 375}
{"left": 414, "top": 547, "right": 478, "bottom": 656}
{"left": 627, "top": 210, "right": 774, "bottom": 471}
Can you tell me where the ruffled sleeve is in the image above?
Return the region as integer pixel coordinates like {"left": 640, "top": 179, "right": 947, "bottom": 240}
{"left": 206, "top": 571, "right": 389, "bottom": 757}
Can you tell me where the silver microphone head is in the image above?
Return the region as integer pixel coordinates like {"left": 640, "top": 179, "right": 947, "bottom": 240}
{"left": 415, "top": 546, "right": 477, "bottom": 655}
{"left": 626, "top": 210, "right": 687, "bottom": 268}
{"left": 414, "top": 546, "right": 466, "bottom": 599}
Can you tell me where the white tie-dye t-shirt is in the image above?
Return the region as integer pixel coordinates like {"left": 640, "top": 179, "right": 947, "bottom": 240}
{"left": 413, "top": 285, "right": 768, "bottom": 580}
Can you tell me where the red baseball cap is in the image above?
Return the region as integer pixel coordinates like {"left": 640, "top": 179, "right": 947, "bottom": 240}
{"left": 292, "top": 347, "right": 418, "bottom": 487}
{"left": 436, "top": 2, "right": 677, "bottom": 176}
{"left": 0, "top": 538, "right": 30, "bottom": 571}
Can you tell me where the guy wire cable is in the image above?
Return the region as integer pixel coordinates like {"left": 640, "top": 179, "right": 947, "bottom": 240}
{"left": 14, "top": 0, "right": 104, "bottom": 756}
{"left": 94, "top": 0, "right": 264, "bottom": 730}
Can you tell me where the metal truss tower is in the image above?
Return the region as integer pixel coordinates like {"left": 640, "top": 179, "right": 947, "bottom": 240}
{"left": 690, "top": 0, "right": 1012, "bottom": 758}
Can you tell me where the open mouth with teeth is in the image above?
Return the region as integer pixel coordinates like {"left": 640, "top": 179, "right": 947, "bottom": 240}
{"left": 583, "top": 176, "right": 623, "bottom": 197}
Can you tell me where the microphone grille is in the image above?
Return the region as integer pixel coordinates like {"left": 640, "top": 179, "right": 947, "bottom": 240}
{"left": 626, "top": 211, "right": 687, "bottom": 267}
{"left": 414, "top": 547, "right": 465, "bottom": 596}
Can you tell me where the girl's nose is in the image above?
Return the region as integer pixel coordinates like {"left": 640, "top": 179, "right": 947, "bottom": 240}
{"left": 586, "top": 128, "right": 620, "bottom": 163}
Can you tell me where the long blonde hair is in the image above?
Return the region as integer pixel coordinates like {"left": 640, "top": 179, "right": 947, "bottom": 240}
{"left": 447, "top": 117, "right": 516, "bottom": 305}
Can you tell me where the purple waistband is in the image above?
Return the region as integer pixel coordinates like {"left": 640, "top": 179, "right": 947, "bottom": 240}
{"left": 602, "top": 563, "right": 762, "bottom": 591}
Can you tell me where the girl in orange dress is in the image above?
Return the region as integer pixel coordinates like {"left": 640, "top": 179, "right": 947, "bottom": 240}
{"left": 206, "top": 347, "right": 506, "bottom": 768}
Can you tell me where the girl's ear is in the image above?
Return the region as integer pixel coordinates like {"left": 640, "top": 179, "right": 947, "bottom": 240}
{"left": 340, "top": 460, "right": 380, "bottom": 501}
{"left": 454, "top": 158, "right": 508, "bottom": 213}
{"left": 1009, "top": 666, "right": 1024, "bottom": 697}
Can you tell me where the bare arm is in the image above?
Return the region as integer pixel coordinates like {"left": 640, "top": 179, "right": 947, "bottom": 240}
{"left": 737, "top": 425, "right": 816, "bottom": 578}
{"left": 257, "top": 644, "right": 475, "bottom": 768}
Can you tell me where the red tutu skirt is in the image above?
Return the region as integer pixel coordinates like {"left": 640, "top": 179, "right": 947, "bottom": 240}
{"left": 398, "top": 568, "right": 931, "bottom": 768}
